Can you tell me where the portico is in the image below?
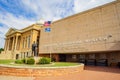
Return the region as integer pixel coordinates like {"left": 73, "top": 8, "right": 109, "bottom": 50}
{"left": 1, "top": 24, "right": 41, "bottom": 59}
{"left": 5, "top": 35, "right": 21, "bottom": 51}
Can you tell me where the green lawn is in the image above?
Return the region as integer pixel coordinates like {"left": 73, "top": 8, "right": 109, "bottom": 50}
{"left": 53, "top": 62, "right": 80, "bottom": 67}
{"left": 11, "top": 62, "right": 80, "bottom": 67}
{"left": 0, "top": 59, "right": 80, "bottom": 67}
{"left": 0, "top": 59, "right": 15, "bottom": 64}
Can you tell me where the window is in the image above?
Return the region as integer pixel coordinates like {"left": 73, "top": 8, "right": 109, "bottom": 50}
{"left": 72, "top": 55, "right": 77, "bottom": 59}
{"left": 24, "top": 38, "right": 26, "bottom": 48}
{"left": 23, "top": 38, "right": 24, "bottom": 48}
{"left": 89, "top": 54, "right": 95, "bottom": 59}
{"left": 24, "top": 52, "right": 25, "bottom": 58}
{"left": 27, "top": 52, "right": 29, "bottom": 57}
{"left": 79, "top": 55, "right": 85, "bottom": 59}
{"left": 25, "top": 36, "right": 27, "bottom": 48}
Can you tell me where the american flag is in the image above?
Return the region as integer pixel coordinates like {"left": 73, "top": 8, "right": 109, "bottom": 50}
{"left": 44, "top": 21, "right": 51, "bottom": 26}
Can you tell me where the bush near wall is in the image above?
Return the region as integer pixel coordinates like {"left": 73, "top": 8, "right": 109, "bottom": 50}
{"left": 39, "top": 57, "right": 51, "bottom": 64}
{"left": 0, "top": 48, "right": 4, "bottom": 53}
{"left": 15, "top": 57, "right": 35, "bottom": 65}
{"left": 26, "top": 57, "right": 35, "bottom": 64}
{"left": 22, "top": 58, "right": 26, "bottom": 63}
{"left": 15, "top": 60, "right": 23, "bottom": 64}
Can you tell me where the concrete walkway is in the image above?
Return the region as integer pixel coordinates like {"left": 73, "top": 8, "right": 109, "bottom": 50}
{"left": 0, "top": 66, "right": 120, "bottom": 80}
{"left": 0, "top": 76, "right": 34, "bottom": 80}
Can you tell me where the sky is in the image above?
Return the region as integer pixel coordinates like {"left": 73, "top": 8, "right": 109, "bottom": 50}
{"left": 0, "top": 0, "right": 115, "bottom": 48}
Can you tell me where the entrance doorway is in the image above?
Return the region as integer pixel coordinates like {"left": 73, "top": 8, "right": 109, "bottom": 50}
{"left": 59, "top": 54, "right": 66, "bottom": 62}
{"left": 16, "top": 54, "right": 19, "bottom": 59}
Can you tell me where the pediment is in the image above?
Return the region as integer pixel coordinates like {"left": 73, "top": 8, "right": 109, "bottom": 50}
{"left": 5, "top": 28, "right": 17, "bottom": 36}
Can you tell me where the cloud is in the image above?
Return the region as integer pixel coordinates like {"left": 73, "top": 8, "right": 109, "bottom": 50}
{"left": 0, "top": 11, "right": 35, "bottom": 48}
{"left": 73, "top": 0, "right": 115, "bottom": 13}
{"left": 21, "top": 0, "right": 74, "bottom": 21}
{"left": 0, "top": 13, "right": 35, "bottom": 28}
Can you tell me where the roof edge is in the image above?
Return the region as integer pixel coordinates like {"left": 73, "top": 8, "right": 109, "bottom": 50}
{"left": 53, "top": 0, "right": 117, "bottom": 24}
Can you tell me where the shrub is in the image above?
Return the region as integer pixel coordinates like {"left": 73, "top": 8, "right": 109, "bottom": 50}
{"left": 39, "top": 57, "right": 51, "bottom": 64}
{"left": 22, "top": 58, "right": 26, "bottom": 63}
{"left": 15, "top": 59, "right": 23, "bottom": 64}
{"left": 26, "top": 57, "right": 35, "bottom": 64}
{"left": 52, "top": 57, "right": 56, "bottom": 62}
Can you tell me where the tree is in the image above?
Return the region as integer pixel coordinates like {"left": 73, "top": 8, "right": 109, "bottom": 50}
{"left": 0, "top": 48, "right": 4, "bottom": 53}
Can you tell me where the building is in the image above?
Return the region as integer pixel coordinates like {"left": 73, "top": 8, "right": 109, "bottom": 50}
{"left": 0, "top": 24, "right": 41, "bottom": 59}
{"left": 1, "top": 0, "right": 120, "bottom": 67}
{"left": 39, "top": 0, "right": 120, "bottom": 66}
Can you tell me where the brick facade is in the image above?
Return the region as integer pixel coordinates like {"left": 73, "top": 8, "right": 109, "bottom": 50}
{"left": 0, "top": 65, "right": 84, "bottom": 77}
{"left": 39, "top": 0, "right": 120, "bottom": 66}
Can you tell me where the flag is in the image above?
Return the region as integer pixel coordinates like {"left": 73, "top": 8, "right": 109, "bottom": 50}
{"left": 44, "top": 21, "right": 51, "bottom": 26}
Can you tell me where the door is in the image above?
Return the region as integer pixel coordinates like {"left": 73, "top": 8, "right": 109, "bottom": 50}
{"left": 16, "top": 54, "right": 19, "bottom": 59}
{"left": 59, "top": 54, "right": 66, "bottom": 62}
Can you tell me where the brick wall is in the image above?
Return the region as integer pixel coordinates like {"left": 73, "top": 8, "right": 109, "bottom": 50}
{"left": 39, "top": 0, "right": 120, "bottom": 53}
{"left": 0, "top": 64, "right": 84, "bottom": 77}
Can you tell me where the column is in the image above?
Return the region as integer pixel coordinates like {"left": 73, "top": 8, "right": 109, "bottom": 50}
{"left": 12, "top": 36, "right": 15, "bottom": 50}
{"left": 30, "top": 30, "right": 33, "bottom": 52}
{"left": 6, "top": 39, "right": 8, "bottom": 51}
{"left": 4, "top": 38, "right": 7, "bottom": 51}
{"left": 15, "top": 35, "right": 18, "bottom": 50}
{"left": 6, "top": 38, "right": 10, "bottom": 51}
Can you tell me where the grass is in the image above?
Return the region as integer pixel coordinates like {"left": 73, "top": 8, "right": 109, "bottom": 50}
{"left": 52, "top": 62, "right": 80, "bottom": 67}
{"left": 0, "top": 59, "right": 15, "bottom": 64}
{"left": 9, "top": 62, "right": 80, "bottom": 67}
{"left": 0, "top": 59, "right": 80, "bottom": 67}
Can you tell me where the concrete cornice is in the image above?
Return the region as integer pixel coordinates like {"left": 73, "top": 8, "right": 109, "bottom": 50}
{"left": 5, "top": 24, "right": 41, "bottom": 37}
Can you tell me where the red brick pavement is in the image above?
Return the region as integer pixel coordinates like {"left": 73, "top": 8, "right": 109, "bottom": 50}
{"left": 34, "top": 66, "right": 120, "bottom": 80}
{"left": 0, "top": 66, "right": 120, "bottom": 80}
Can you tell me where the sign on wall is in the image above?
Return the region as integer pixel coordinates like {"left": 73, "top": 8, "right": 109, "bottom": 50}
{"left": 45, "top": 28, "right": 51, "bottom": 32}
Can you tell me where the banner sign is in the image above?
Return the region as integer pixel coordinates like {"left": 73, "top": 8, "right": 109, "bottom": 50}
{"left": 45, "top": 28, "right": 51, "bottom": 32}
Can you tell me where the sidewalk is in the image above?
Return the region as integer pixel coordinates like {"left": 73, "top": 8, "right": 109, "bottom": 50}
{"left": 0, "top": 76, "right": 34, "bottom": 80}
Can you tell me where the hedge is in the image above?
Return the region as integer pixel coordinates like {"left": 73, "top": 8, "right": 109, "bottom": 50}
{"left": 15, "top": 59, "right": 23, "bottom": 64}
{"left": 39, "top": 57, "right": 51, "bottom": 64}
{"left": 26, "top": 57, "right": 35, "bottom": 64}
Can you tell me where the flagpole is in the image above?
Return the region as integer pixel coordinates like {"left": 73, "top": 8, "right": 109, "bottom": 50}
{"left": 49, "top": 27, "right": 52, "bottom": 62}
{"left": 48, "top": 32, "right": 52, "bottom": 62}
{"left": 44, "top": 21, "right": 52, "bottom": 62}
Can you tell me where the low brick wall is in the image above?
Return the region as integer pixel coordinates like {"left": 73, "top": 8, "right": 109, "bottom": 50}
{"left": 0, "top": 64, "right": 84, "bottom": 77}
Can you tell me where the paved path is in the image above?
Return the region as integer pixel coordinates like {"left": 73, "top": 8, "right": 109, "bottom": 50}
{"left": 0, "top": 76, "right": 34, "bottom": 80}
{"left": 0, "top": 66, "right": 120, "bottom": 80}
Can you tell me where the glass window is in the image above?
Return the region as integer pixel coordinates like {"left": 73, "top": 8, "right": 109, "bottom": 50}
{"left": 23, "top": 38, "right": 24, "bottom": 48}
{"left": 72, "top": 55, "right": 77, "bottom": 59}
{"left": 24, "top": 36, "right": 27, "bottom": 48}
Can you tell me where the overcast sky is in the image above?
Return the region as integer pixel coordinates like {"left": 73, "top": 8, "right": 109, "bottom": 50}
{"left": 0, "top": 0, "right": 115, "bottom": 48}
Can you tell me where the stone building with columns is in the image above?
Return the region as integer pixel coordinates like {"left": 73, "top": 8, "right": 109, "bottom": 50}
{"left": 0, "top": 24, "right": 41, "bottom": 59}
{"left": 39, "top": 0, "right": 120, "bottom": 66}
